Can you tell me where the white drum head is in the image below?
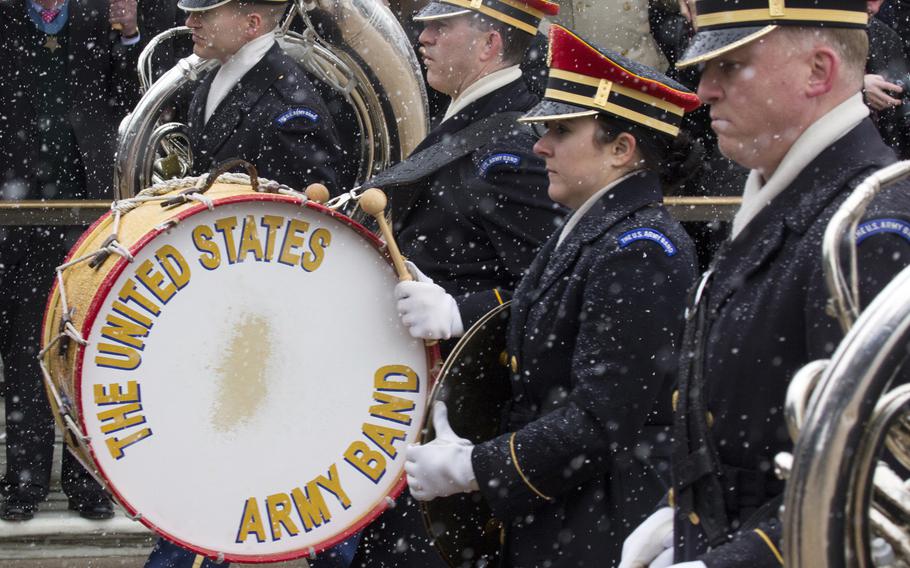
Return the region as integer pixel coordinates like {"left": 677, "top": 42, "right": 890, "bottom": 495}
{"left": 76, "top": 197, "right": 431, "bottom": 562}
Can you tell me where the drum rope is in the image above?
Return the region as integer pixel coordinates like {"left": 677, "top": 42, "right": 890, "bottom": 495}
{"left": 37, "top": 173, "right": 311, "bottom": 451}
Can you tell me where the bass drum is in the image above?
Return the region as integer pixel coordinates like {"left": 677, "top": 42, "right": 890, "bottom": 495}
{"left": 40, "top": 181, "right": 437, "bottom": 563}
{"left": 420, "top": 302, "right": 513, "bottom": 568}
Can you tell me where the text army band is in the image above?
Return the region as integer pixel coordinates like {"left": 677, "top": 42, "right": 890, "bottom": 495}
{"left": 7, "top": 0, "right": 910, "bottom": 564}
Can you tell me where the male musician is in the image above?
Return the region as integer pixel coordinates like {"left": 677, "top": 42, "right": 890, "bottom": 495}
{"left": 0, "top": 0, "right": 142, "bottom": 522}
{"left": 181, "top": 0, "right": 341, "bottom": 191}
{"left": 352, "top": 0, "right": 565, "bottom": 564}
{"left": 143, "top": 0, "right": 346, "bottom": 565}
{"left": 618, "top": 0, "right": 910, "bottom": 566}
{"left": 372, "top": 0, "right": 566, "bottom": 340}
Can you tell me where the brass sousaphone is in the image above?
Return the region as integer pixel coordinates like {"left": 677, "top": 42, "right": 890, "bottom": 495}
{"left": 778, "top": 161, "right": 910, "bottom": 567}
{"left": 115, "top": 0, "right": 430, "bottom": 198}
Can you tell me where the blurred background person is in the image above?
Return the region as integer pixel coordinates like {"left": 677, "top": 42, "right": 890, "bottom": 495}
{"left": 0, "top": 0, "right": 143, "bottom": 521}
{"left": 864, "top": 0, "right": 910, "bottom": 158}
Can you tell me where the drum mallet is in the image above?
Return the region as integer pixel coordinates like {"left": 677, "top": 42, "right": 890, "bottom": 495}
{"left": 360, "top": 188, "right": 439, "bottom": 348}
{"left": 358, "top": 188, "right": 411, "bottom": 282}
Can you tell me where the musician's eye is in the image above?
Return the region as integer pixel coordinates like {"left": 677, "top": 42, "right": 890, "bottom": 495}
{"left": 551, "top": 122, "right": 570, "bottom": 136}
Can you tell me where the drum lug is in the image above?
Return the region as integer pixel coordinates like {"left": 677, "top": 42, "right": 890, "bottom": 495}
{"left": 57, "top": 307, "right": 76, "bottom": 356}
{"left": 89, "top": 235, "right": 120, "bottom": 269}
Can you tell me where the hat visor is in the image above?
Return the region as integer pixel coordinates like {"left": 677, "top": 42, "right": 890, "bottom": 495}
{"left": 178, "top": 0, "right": 233, "bottom": 11}
{"left": 413, "top": 2, "right": 472, "bottom": 21}
{"left": 518, "top": 99, "right": 599, "bottom": 123}
{"left": 676, "top": 25, "right": 778, "bottom": 68}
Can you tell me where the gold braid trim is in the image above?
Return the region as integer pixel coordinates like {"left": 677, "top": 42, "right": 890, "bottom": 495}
{"left": 509, "top": 432, "right": 554, "bottom": 501}
{"left": 753, "top": 528, "right": 784, "bottom": 565}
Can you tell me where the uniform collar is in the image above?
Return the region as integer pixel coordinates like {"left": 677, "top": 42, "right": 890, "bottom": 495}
{"left": 558, "top": 170, "right": 663, "bottom": 247}
{"left": 557, "top": 169, "right": 641, "bottom": 247}
{"left": 205, "top": 31, "right": 276, "bottom": 123}
{"left": 443, "top": 65, "right": 522, "bottom": 122}
{"left": 731, "top": 93, "right": 869, "bottom": 241}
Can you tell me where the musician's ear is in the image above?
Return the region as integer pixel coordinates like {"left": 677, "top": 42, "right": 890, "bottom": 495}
{"left": 479, "top": 29, "right": 504, "bottom": 63}
{"left": 609, "top": 132, "right": 638, "bottom": 168}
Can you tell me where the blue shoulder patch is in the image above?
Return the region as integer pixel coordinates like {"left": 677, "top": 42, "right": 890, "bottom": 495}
{"left": 275, "top": 107, "right": 320, "bottom": 126}
{"left": 856, "top": 218, "right": 910, "bottom": 244}
{"left": 618, "top": 227, "right": 678, "bottom": 257}
{"left": 478, "top": 153, "right": 521, "bottom": 178}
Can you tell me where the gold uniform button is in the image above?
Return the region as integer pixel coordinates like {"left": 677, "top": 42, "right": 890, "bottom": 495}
{"left": 511, "top": 356, "right": 518, "bottom": 373}
{"left": 688, "top": 511, "right": 700, "bottom": 525}
{"left": 706, "top": 411, "right": 715, "bottom": 428}
{"left": 672, "top": 390, "right": 680, "bottom": 412}
{"left": 499, "top": 351, "right": 509, "bottom": 367}
{"left": 667, "top": 488, "right": 675, "bottom": 508}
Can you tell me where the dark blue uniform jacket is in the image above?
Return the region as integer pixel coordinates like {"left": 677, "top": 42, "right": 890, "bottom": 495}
{"left": 186, "top": 43, "right": 341, "bottom": 192}
{"left": 388, "top": 78, "right": 566, "bottom": 323}
{"left": 471, "top": 171, "right": 697, "bottom": 567}
{"left": 672, "top": 118, "right": 910, "bottom": 567}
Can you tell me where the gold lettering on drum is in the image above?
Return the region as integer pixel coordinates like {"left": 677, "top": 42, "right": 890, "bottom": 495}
{"left": 369, "top": 392, "right": 415, "bottom": 426}
{"left": 235, "top": 464, "right": 352, "bottom": 544}
{"left": 214, "top": 217, "right": 240, "bottom": 264}
{"left": 343, "top": 441, "right": 387, "bottom": 483}
{"left": 343, "top": 365, "right": 420, "bottom": 484}
{"left": 192, "top": 224, "right": 222, "bottom": 270}
{"left": 302, "top": 228, "right": 331, "bottom": 272}
{"left": 135, "top": 259, "right": 178, "bottom": 304}
{"left": 238, "top": 215, "right": 265, "bottom": 262}
{"left": 94, "top": 245, "right": 191, "bottom": 371}
{"left": 155, "top": 245, "right": 191, "bottom": 289}
{"left": 373, "top": 365, "right": 418, "bottom": 392}
{"left": 211, "top": 313, "right": 272, "bottom": 431}
{"left": 361, "top": 423, "right": 407, "bottom": 459}
{"left": 236, "top": 498, "right": 267, "bottom": 543}
{"left": 278, "top": 219, "right": 310, "bottom": 266}
{"left": 105, "top": 428, "right": 153, "bottom": 461}
{"left": 191, "top": 215, "right": 334, "bottom": 271}
{"left": 261, "top": 215, "right": 283, "bottom": 260}
{"left": 117, "top": 279, "right": 161, "bottom": 317}
{"left": 93, "top": 380, "right": 154, "bottom": 459}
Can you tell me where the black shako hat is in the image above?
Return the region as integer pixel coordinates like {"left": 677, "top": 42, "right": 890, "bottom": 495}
{"left": 178, "top": 0, "right": 286, "bottom": 12}
{"left": 677, "top": 0, "right": 869, "bottom": 68}
{"left": 520, "top": 25, "right": 701, "bottom": 137}
{"left": 414, "top": 0, "right": 560, "bottom": 36}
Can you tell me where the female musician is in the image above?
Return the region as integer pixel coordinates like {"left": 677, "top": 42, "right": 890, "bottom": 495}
{"left": 399, "top": 25, "right": 701, "bottom": 566}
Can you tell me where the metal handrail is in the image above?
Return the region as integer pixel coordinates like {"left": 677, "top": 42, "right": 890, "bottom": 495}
{"left": 0, "top": 196, "right": 745, "bottom": 225}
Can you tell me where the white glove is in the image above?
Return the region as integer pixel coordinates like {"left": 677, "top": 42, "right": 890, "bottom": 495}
{"left": 618, "top": 506, "right": 675, "bottom": 568}
{"left": 666, "top": 563, "right": 706, "bottom": 568}
{"left": 404, "top": 260, "right": 433, "bottom": 283}
{"left": 395, "top": 268, "right": 464, "bottom": 340}
{"left": 650, "top": 547, "right": 675, "bottom": 568}
{"left": 405, "top": 402, "right": 478, "bottom": 501}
